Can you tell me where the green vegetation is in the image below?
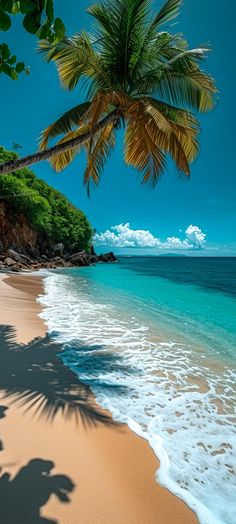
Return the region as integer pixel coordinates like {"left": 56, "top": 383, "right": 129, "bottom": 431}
{"left": 0, "top": 146, "right": 92, "bottom": 252}
{"left": 0, "top": 0, "right": 65, "bottom": 79}
{"left": 0, "top": 41, "right": 28, "bottom": 79}
{"left": 0, "top": 0, "right": 216, "bottom": 187}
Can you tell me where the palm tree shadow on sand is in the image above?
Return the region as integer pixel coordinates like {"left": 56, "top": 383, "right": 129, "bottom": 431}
{"left": 0, "top": 324, "right": 133, "bottom": 427}
{"left": 0, "top": 326, "right": 139, "bottom": 522}
{"left": 0, "top": 326, "right": 137, "bottom": 522}
{"left": 0, "top": 458, "right": 74, "bottom": 524}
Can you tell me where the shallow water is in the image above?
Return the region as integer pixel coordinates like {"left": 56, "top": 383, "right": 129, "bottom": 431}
{"left": 39, "top": 257, "right": 236, "bottom": 524}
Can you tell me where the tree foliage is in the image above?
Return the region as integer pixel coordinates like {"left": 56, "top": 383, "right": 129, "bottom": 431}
{"left": 0, "top": 41, "right": 28, "bottom": 78}
{"left": 0, "top": 0, "right": 65, "bottom": 79}
{"left": 0, "top": 146, "right": 92, "bottom": 251}
{"left": 0, "top": 0, "right": 216, "bottom": 188}
{"left": 38, "top": 0, "right": 216, "bottom": 194}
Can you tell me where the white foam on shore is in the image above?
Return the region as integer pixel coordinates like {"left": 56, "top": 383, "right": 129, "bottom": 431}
{"left": 39, "top": 271, "right": 236, "bottom": 524}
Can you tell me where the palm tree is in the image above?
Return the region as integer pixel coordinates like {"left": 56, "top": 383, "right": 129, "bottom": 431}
{"left": 0, "top": 0, "right": 216, "bottom": 193}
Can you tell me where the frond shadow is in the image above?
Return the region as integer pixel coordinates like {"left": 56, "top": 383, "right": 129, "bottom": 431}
{"left": 0, "top": 325, "right": 133, "bottom": 428}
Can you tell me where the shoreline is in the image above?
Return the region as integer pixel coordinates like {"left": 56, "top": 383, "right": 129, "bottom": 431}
{"left": 0, "top": 272, "right": 198, "bottom": 523}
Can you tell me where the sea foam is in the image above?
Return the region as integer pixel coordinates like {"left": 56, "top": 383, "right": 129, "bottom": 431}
{"left": 39, "top": 270, "right": 236, "bottom": 524}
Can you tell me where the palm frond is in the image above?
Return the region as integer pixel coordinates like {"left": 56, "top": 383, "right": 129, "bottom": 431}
{"left": 158, "top": 69, "right": 215, "bottom": 111}
{"left": 49, "top": 125, "right": 90, "bottom": 171}
{"left": 153, "top": 0, "right": 182, "bottom": 29}
{"left": 88, "top": 0, "right": 150, "bottom": 89}
{"left": 84, "top": 122, "right": 115, "bottom": 194}
{"left": 84, "top": 90, "right": 125, "bottom": 161}
{"left": 130, "top": 0, "right": 182, "bottom": 78}
{"left": 39, "top": 102, "right": 91, "bottom": 150}
{"left": 147, "top": 98, "right": 199, "bottom": 161}
{"left": 40, "top": 33, "right": 111, "bottom": 92}
{"left": 167, "top": 47, "right": 209, "bottom": 66}
{"left": 88, "top": 90, "right": 127, "bottom": 129}
{"left": 146, "top": 98, "right": 199, "bottom": 128}
{"left": 130, "top": 31, "right": 174, "bottom": 88}
{"left": 124, "top": 113, "right": 166, "bottom": 185}
{"left": 142, "top": 101, "right": 190, "bottom": 173}
{"left": 38, "top": 38, "right": 62, "bottom": 61}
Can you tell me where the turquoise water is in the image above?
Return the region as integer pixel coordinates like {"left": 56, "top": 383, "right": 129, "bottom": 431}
{"left": 39, "top": 257, "right": 236, "bottom": 524}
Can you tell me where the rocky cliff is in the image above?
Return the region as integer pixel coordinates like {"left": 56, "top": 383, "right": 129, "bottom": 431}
{"left": 0, "top": 146, "right": 116, "bottom": 271}
{"left": 0, "top": 201, "right": 38, "bottom": 256}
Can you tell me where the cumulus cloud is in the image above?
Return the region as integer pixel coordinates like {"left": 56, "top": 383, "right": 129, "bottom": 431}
{"left": 94, "top": 223, "right": 160, "bottom": 248}
{"left": 94, "top": 223, "right": 206, "bottom": 250}
{"left": 185, "top": 225, "right": 206, "bottom": 249}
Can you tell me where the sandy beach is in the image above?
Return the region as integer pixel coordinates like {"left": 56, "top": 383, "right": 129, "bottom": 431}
{"left": 0, "top": 272, "right": 198, "bottom": 524}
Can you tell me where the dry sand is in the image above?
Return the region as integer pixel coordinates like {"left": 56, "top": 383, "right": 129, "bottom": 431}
{"left": 0, "top": 272, "right": 198, "bottom": 524}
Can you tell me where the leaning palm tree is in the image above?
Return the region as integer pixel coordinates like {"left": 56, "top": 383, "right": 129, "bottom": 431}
{"left": 0, "top": 0, "right": 216, "bottom": 192}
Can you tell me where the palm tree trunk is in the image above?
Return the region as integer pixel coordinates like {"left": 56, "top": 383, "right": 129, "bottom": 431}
{"left": 0, "top": 110, "right": 119, "bottom": 175}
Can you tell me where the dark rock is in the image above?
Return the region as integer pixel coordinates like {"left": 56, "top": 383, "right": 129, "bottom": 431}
{"left": 4, "top": 257, "right": 16, "bottom": 267}
{"left": 0, "top": 244, "right": 117, "bottom": 272}
{"left": 0, "top": 240, "right": 3, "bottom": 254}
{"left": 62, "top": 260, "right": 72, "bottom": 267}
{"left": 98, "top": 251, "right": 117, "bottom": 263}
{"left": 90, "top": 245, "right": 96, "bottom": 256}
{"left": 69, "top": 250, "right": 86, "bottom": 260}
{"left": 7, "top": 249, "right": 31, "bottom": 265}
{"left": 90, "top": 255, "right": 98, "bottom": 264}
{"left": 53, "top": 243, "right": 64, "bottom": 256}
{"left": 56, "top": 260, "right": 64, "bottom": 267}
{"left": 31, "top": 264, "right": 41, "bottom": 270}
{"left": 107, "top": 251, "right": 117, "bottom": 261}
{"left": 11, "top": 264, "right": 21, "bottom": 272}
{"left": 99, "top": 252, "right": 105, "bottom": 262}
{"left": 69, "top": 251, "right": 90, "bottom": 266}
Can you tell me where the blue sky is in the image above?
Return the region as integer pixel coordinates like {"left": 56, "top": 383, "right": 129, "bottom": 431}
{"left": 0, "top": 0, "right": 235, "bottom": 255}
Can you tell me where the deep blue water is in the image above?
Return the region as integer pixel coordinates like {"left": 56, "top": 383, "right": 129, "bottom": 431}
{"left": 119, "top": 256, "right": 236, "bottom": 298}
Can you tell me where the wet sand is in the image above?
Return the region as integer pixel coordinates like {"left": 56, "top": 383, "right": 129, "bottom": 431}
{"left": 0, "top": 272, "right": 198, "bottom": 523}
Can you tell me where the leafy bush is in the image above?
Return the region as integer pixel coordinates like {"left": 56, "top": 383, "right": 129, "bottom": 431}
{"left": 0, "top": 0, "right": 65, "bottom": 79}
{"left": 0, "top": 146, "right": 92, "bottom": 252}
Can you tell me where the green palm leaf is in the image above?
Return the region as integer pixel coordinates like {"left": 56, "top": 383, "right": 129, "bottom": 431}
{"left": 40, "top": 33, "right": 111, "bottom": 92}
{"left": 153, "top": 0, "right": 182, "bottom": 29}
{"left": 88, "top": 0, "right": 150, "bottom": 88}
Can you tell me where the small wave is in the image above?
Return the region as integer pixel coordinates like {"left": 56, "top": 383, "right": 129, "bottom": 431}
{"left": 38, "top": 270, "right": 236, "bottom": 524}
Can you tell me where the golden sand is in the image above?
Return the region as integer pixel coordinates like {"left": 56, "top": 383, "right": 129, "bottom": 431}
{"left": 0, "top": 272, "right": 198, "bottom": 523}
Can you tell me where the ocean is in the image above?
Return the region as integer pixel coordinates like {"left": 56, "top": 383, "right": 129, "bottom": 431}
{"left": 39, "top": 256, "right": 236, "bottom": 524}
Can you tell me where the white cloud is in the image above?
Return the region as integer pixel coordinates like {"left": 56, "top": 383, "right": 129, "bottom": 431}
{"left": 185, "top": 225, "right": 206, "bottom": 249}
{"left": 94, "top": 223, "right": 206, "bottom": 250}
{"left": 94, "top": 223, "right": 161, "bottom": 248}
